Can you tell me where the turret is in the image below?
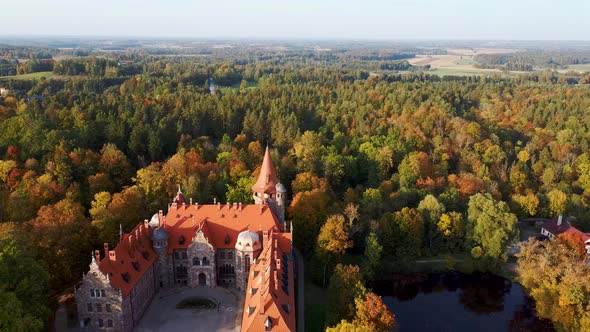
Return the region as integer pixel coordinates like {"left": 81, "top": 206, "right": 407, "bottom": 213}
{"left": 252, "top": 146, "right": 286, "bottom": 227}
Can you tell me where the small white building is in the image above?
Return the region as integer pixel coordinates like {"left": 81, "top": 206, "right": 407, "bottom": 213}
{"left": 0, "top": 88, "right": 9, "bottom": 96}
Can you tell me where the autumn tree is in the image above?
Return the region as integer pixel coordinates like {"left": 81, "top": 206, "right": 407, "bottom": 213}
{"left": 25, "top": 199, "right": 92, "bottom": 288}
{"left": 546, "top": 189, "right": 568, "bottom": 217}
{"left": 516, "top": 237, "right": 590, "bottom": 331}
{"left": 437, "top": 212, "right": 465, "bottom": 252}
{"left": 354, "top": 292, "right": 396, "bottom": 331}
{"left": 317, "top": 214, "right": 353, "bottom": 286}
{"left": 326, "top": 264, "right": 366, "bottom": 326}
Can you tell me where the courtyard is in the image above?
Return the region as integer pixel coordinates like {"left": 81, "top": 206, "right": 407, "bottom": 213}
{"left": 135, "top": 286, "right": 243, "bottom": 332}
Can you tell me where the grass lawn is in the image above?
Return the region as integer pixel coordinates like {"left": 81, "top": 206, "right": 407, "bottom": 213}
{"left": 0, "top": 71, "right": 55, "bottom": 81}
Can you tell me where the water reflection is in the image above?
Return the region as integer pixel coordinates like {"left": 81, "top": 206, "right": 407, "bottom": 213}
{"left": 372, "top": 272, "right": 554, "bottom": 332}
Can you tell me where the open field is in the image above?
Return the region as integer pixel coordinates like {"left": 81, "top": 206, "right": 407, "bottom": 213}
{"left": 0, "top": 71, "right": 55, "bottom": 81}
{"left": 409, "top": 48, "right": 521, "bottom": 77}
{"left": 559, "top": 63, "right": 590, "bottom": 73}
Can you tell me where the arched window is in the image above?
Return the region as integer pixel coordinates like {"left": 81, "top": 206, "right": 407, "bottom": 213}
{"left": 202, "top": 257, "right": 209, "bottom": 265}
{"left": 193, "top": 257, "right": 200, "bottom": 266}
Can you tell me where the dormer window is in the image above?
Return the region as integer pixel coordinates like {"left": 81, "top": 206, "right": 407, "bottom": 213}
{"left": 132, "top": 261, "right": 140, "bottom": 271}
{"left": 121, "top": 272, "right": 131, "bottom": 283}
{"left": 264, "top": 317, "right": 272, "bottom": 330}
{"left": 179, "top": 235, "right": 185, "bottom": 245}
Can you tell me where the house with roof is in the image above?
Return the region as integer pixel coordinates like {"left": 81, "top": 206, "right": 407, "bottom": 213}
{"left": 540, "top": 215, "right": 590, "bottom": 254}
{"left": 75, "top": 147, "right": 295, "bottom": 331}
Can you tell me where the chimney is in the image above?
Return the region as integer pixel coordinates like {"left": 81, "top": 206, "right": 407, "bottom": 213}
{"left": 189, "top": 198, "right": 193, "bottom": 205}
{"left": 214, "top": 197, "right": 217, "bottom": 204}
{"left": 128, "top": 234, "right": 134, "bottom": 251}
{"left": 104, "top": 243, "right": 109, "bottom": 258}
{"left": 94, "top": 250, "right": 101, "bottom": 263}
{"left": 239, "top": 202, "right": 243, "bottom": 211}
{"left": 217, "top": 202, "right": 221, "bottom": 210}
{"left": 195, "top": 202, "right": 199, "bottom": 210}
{"left": 182, "top": 202, "right": 186, "bottom": 209}
{"left": 143, "top": 219, "right": 149, "bottom": 229}
{"left": 227, "top": 202, "right": 232, "bottom": 210}
{"left": 557, "top": 215, "right": 563, "bottom": 226}
{"left": 233, "top": 202, "right": 237, "bottom": 210}
{"left": 108, "top": 250, "right": 116, "bottom": 262}
{"left": 158, "top": 210, "right": 164, "bottom": 227}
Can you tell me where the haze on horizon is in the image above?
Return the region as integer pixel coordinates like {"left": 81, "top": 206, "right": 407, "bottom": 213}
{"left": 1, "top": 0, "right": 589, "bottom": 41}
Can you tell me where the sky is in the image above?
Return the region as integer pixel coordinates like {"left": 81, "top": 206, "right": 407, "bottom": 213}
{"left": 1, "top": 0, "right": 589, "bottom": 40}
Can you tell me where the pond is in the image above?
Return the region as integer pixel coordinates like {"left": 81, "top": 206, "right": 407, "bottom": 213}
{"left": 372, "top": 272, "right": 555, "bottom": 332}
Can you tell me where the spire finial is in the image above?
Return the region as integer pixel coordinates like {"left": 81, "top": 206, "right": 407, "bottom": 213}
{"left": 178, "top": 184, "right": 182, "bottom": 194}
{"left": 91, "top": 251, "right": 96, "bottom": 263}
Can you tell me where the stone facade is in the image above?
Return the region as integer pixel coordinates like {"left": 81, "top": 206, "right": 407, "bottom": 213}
{"left": 75, "top": 253, "right": 156, "bottom": 332}
{"left": 75, "top": 256, "right": 124, "bottom": 331}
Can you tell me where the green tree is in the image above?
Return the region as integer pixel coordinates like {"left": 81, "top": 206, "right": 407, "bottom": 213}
{"left": 362, "top": 232, "right": 383, "bottom": 280}
{"left": 225, "top": 176, "right": 254, "bottom": 204}
{"left": 417, "top": 194, "right": 446, "bottom": 251}
{"left": 467, "top": 193, "right": 518, "bottom": 262}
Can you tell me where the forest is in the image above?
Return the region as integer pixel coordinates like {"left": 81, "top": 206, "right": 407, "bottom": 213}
{"left": 1, "top": 43, "right": 590, "bottom": 331}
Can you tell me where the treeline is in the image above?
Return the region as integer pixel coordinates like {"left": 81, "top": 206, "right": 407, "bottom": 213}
{"left": 475, "top": 50, "right": 590, "bottom": 71}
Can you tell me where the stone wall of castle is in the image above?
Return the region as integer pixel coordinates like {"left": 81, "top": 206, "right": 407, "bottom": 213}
{"left": 75, "top": 260, "right": 125, "bottom": 331}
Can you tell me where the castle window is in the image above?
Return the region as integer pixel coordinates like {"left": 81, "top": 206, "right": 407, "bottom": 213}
{"left": 174, "top": 251, "right": 179, "bottom": 259}
{"left": 220, "top": 252, "right": 226, "bottom": 259}
{"left": 193, "top": 257, "right": 200, "bottom": 266}
{"left": 228, "top": 252, "right": 234, "bottom": 260}
{"left": 202, "top": 257, "right": 209, "bottom": 265}
{"left": 96, "top": 303, "right": 102, "bottom": 312}
{"left": 106, "top": 304, "right": 112, "bottom": 312}
{"left": 90, "top": 289, "right": 95, "bottom": 297}
{"left": 87, "top": 303, "right": 93, "bottom": 312}
{"left": 107, "top": 319, "right": 113, "bottom": 328}
{"left": 245, "top": 255, "right": 251, "bottom": 272}
{"left": 142, "top": 251, "right": 149, "bottom": 259}
{"left": 181, "top": 251, "right": 187, "bottom": 259}
{"left": 98, "top": 319, "right": 104, "bottom": 328}
{"left": 121, "top": 273, "right": 131, "bottom": 283}
{"left": 100, "top": 290, "right": 106, "bottom": 297}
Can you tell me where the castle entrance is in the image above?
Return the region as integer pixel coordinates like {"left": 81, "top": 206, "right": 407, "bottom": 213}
{"left": 198, "top": 273, "right": 207, "bottom": 286}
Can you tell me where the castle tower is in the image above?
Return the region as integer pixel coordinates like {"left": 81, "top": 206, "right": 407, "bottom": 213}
{"left": 252, "top": 147, "right": 286, "bottom": 226}
{"left": 151, "top": 210, "right": 170, "bottom": 288}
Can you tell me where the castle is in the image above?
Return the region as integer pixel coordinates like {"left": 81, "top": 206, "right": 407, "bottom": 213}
{"left": 75, "top": 147, "right": 296, "bottom": 331}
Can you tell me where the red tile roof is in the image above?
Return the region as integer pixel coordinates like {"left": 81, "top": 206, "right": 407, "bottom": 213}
{"left": 252, "top": 147, "right": 278, "bottom": 194}
{"left": 162, "top": 203, "right": 282, "bottom": 253}
{"left": 541, "top": 219, "right": 590, "bottom": 242}
{"left": 241, "top": 230, "right": 295, "bottom": 332}
{"left": 97, "top": 222, "right": 157, "bottom": 298}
